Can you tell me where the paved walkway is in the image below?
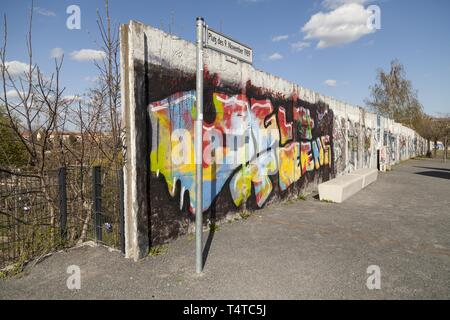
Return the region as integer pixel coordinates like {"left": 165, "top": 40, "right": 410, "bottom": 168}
{"left": 1, "top": 158, "right": 450, "bottom": 299}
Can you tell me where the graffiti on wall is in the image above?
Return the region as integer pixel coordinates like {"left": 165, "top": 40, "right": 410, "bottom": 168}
{"left": 348, "top": 120, "right": 360, "bottom": 171}
{"left": 122, "top": 22, "right": 429, "bottom": 248}
{"left": 399, "top": 135, "right": 407, "bottom": 160}
{"left": 148, "top": 81, "right": 334, "bottom": 214}
{"left": 389, "top": 133, "right": 396, "bottom": 162}
{"left": 363, "top": 126, "right": 373, "bottom": 168}
{"left": 332, "top": 117, "right": 376, "bottom": 173}
{"left": 333, "top": 116, "right": 347, "bottom": 175}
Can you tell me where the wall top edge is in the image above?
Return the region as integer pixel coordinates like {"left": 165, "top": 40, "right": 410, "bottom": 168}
{"left": 124, "top": 20, "right": 424, "bottom": 138}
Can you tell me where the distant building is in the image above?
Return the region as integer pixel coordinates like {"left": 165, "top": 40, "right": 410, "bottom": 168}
{"left": 21, "top": 131, "right": 83, "bottom": 143}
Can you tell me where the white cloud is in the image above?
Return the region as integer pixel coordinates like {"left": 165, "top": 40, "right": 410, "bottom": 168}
{"left": 321, "top": 0, "right": 370, "bottom": 9}
{"left": 62, "top": 95, "right": 83, "bottom": 103}
{"left": 238, "top": 0, "right": 264, "bottom": 3}
{"left": 302, "top": 3, "right": 375, "bottom": 49}
{"left": 84, "top": 76, "right": 99, "bottom": 82}
{"left": 50, "top": 48, "right": 64, "bottom": 59}
{"left": 291, "top": 41, "right": 310, "bottom": 52}
{"left": 5, "top": 89, "right": 24, "bottom": 99}
{"left": 272, "top": 35, "right": 289, "bottom": 42}
{"left": 268, "top": 53, "right": 283, "bottom": 60}
{"left": 2, "top": 61, "right": 30, "bottom": 77}
{"left": 34, "top": 7, "right": 56, "bottom": 17}
{"left": 70, "top": 49, "right": 106, "bottom": 62}
{"left": 324, "top": 79, "right": 337, "bottom": 87}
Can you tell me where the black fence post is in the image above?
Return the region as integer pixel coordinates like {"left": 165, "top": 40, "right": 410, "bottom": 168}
{"left": 93, "top": 166, "right": 102, "bottom": 242}
{"left": 58, "top": 167, "right": 68, "bottom": 240}
{"left": 118, "top": 168, "right": 126, "bottom": 255}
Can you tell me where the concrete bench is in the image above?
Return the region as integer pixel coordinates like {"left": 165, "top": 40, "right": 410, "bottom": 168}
{"left": 318, "top": 174, "right": 364, "bottom": 203}
{"left": 350, "top": 168, "right": 378, "bottom": 188}
{"left": 318, "top": 169, "right": 378, "bottom": 203}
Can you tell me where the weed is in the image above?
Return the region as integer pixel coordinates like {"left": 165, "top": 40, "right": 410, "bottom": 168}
{"left": 176, "top": 276, "right": 183, "bottom": 284}
{"left": 0, "top": 261, "right": 25, "bottom": 279}
{"left": 209, "top": 223, "right": 220, "bottom": 232}
{"left": 240, "top": 209, "right": 251, "bottom": 220}
{"left": 149, "top": 244, "right": 168, "bottom": 257}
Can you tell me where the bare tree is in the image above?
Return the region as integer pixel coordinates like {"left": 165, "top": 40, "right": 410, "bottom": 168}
{"left": 53, "top": 0, "right": 124, "bottom": 243}
{"left": 1, "top": 1, "right": 70, "bottom": 247}
{"left": 0, "top": 2, "right": 69, "bottom": 172}
{"left": 416, "top": 114, "right": 450, "bottom": 160}
{"left": 366, "top": 60, "right": 423, "bottom": 128}
{"left": 414, "top": 113, "right": 435, "bottom": 157}
{"left": 0, "top": 0, "right": 125, "bottom": 262}
{"left": 93, "top": 0, "right": 122, "bottom": 169}
{"left": 433, "top": 115, "right": 450, "bottom": 162}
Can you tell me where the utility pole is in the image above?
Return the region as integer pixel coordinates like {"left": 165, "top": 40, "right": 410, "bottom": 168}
{"left": 195, "top": 17, "right": 204, "bottom": 274}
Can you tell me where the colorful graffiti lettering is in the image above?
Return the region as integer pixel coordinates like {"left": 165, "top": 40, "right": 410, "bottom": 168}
{"left": 149, "top": 89, "right": 333, "bottom": 214}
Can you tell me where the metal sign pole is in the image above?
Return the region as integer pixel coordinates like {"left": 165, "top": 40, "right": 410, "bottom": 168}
{"left": 195, "top": 17, "right": 204, "bottom": 274}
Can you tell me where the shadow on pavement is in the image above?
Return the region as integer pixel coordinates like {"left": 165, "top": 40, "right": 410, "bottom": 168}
{"left": 415, "top": 171, "right": 450, "bottom": 180}
{"left": 414, "top": 166, "right": 450, "bottom": 172}
{"left": 202, "top": 228, "right": 215, "bottom": 269}
{"left": 202, "top": 199, "right": 217, "bottom": 269}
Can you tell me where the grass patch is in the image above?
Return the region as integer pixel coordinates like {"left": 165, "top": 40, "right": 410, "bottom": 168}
{"left": 149, "top": 244, "right": 168, "bottom": 257}
{"left": 0, "top": 261, "right": 25, "bottom": 279}
{"left": 240, "top": 209, "right": 251, "bottom": 220}
{"left": 175, "top": 275, "right": 184, "bottom": 284}
{"left": 298, "top": 194, "right": 307, "bottom": 201}
{"left": 209, "top": 223, "right": 220, "bottom": 232}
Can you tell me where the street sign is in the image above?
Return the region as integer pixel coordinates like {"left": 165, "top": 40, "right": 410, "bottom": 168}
{"left": 195, "top": 17, "right": 204, "bottom": 274}
{"left": 194, "top": 18, "right": 253, "bottom": 274}
{"left": 205, "top": 27, "right": 253, "bottom": 65}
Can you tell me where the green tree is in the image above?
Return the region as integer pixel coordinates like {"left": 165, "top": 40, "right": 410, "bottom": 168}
{"left": 0, "top": 105, "right": 28, "bottom": 167}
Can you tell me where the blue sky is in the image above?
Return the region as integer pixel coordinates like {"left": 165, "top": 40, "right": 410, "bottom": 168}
{"left": 1, "top": 0, "right": 449, "bottom": 115}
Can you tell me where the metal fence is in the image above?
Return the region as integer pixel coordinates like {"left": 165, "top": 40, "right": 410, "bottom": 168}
{"left": 0, "top": 166, "right": 125, "bottom": 270}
